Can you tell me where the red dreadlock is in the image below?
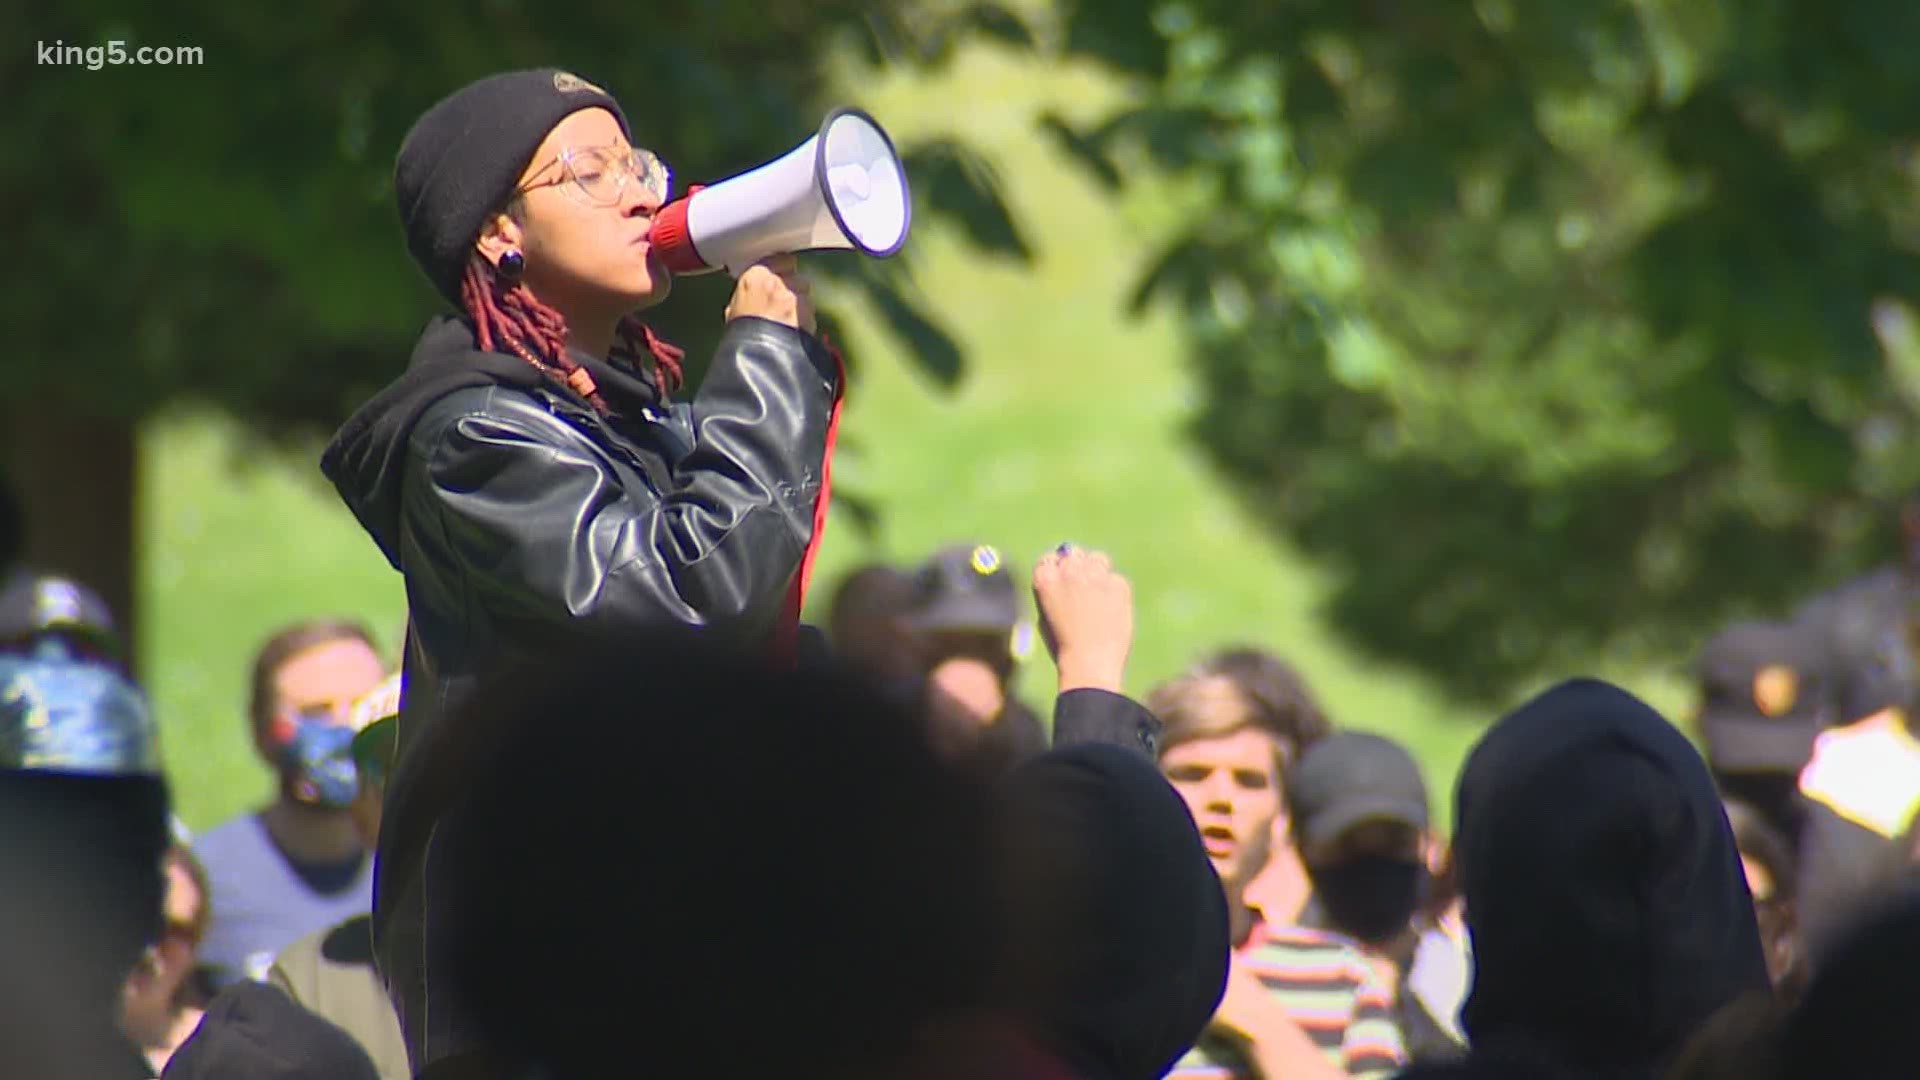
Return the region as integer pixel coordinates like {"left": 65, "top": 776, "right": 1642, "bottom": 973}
{"left": 459, "top": 256, "right": 685, "bottom": 413}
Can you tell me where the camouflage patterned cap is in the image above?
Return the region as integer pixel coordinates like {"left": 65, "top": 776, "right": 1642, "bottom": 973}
{"left": 0, "top": 644, "right": 161, "bottom": 776}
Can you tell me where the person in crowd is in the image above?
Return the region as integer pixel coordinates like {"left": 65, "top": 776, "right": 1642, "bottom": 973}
{"left": 1693, "top": 620, "right": 1830, "bottom": 845}
{"left": 121, "top": 844, "right": 216, "bottom": 1072}
{"left": 1791, "top": 526, "right": 1920, "bottom": 966}
{"left": 1154, "top": 674, "right": 1407, "bottom": 1077}
{"left": 1790, "top": 494, "right": 1920, "bottom": 726}
{"left": 907, "top": 544, "right": 1216, "bottom": 1080}
{"left": 1794, "top": 708, "right": 1920, "bottom": 962}
{"left": 0, "top": 571, "right": 129, "bottom": 671}
{"left": 318, "top": 68, "right": 842, "bottom": 1074}
{"left": 905, "top": 544, "right": 1048, "bottom": 773}
{"left": 193, "top": 621, "right": 387, "bottom": 986}
{"left": 1723, "top": 797, "right": 1802, "bottom": 993}
{"left": 1398, "top": 678, "right": 1768, "bottom": 1080}
{"left": 268, "top": 675, "right": 408, "bottom": 1079}
{"left": 426, "top": 632, "right": 1001, "bottom": 1080}
{"left": 827, "top": 561, "right": 921, "bottom": 689}
{"left": 161, "top": 981, "right": 379, "bottom": 1080}
{"left": 1773, "top": 888, "right": 1920, "bottom": 1080}
{"left": 990, "top": 741, "right": 1230, "bottom": 1080}
{"left": 1287, "top": 731, "right": 1468, "bottom": 1061}
{"left": 0, "top": 637, "right": 172, "bottom": 1079}
{"left": 1150, "top": 663, "right": 1319, "bottom": 944}
{"left": 1188, "top": 646, "right": 1333, "bottom": 928}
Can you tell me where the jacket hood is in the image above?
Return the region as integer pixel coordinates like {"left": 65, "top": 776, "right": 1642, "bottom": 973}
{"left": 318, "top": 315, "right": 662, "bottom": 570}
{"left": 1452, "top": 678, "right": 1769, "bottom": 1078}
{"left": 993, "top": 743, "right": 1229, "bottom": 1080}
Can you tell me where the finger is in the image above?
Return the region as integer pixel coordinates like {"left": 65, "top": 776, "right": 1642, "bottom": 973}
{"left": 759, "top": 253, "right": 799, "bottom": 274}
{"left": 1060, "top": 549, "right": 1100, "bottom": 576}
{"left": 1033, "top": 549, "right": 1064, "bottom": 578}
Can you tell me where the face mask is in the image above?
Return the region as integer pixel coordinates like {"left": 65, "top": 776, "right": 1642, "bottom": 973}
{"left": 278, "top": 716, "right": 359, "bottom": 809}
{"left": 1312, "top": 855, "right": 1426, "bottom": 945}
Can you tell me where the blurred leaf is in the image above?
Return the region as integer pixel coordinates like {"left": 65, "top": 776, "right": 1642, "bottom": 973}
{"left": 901, "top": 139, "right": 1036, "bottom": 262}
{"left": 830, "top": 487, "right": 884, "bottom": 538}
{"left": 1060, "top": 0, "right": 1170, "bottom": 80}
{"left": 1037, "top": 111, "right": 1124, "bottom": 190}
{"left": 958, "top": 3, "right": 1038, "bottom": 50}
{"left": 858, "top": 276, "right": 965, "bottom": 387}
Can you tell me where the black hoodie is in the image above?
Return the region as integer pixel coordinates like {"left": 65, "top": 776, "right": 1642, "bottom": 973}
{"left": 320, "top": 313, "right": 677, "bottom": 571}
{"left": 318, "top": 311, "right": 839, "bottom": 1075}
{"left": 1401, "top": 678, "right": 1769, "bottom": 1080}
{"left": 993, "top": 743, "right": 1230, "bottom": 1080}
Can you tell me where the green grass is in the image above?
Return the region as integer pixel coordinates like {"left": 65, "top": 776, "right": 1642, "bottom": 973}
{"left": 140, "top": 45, "right": 1692, "bottom": 835}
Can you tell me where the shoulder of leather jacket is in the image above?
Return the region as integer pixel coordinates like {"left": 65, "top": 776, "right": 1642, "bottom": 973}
{"left": 406, "top": 383, "right": 572, "bottom": 460}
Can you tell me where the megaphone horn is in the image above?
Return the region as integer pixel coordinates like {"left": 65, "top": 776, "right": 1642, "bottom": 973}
{"left": 649, "top": 107, "right": 912, "bottom": 277}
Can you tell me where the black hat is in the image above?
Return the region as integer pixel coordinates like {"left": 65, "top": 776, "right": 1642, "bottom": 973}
{"left": 905, "top": 545, "right": 1021, "bottom": 633}
{"left": 1695, "top": 620, "right": 1830, "bottom": 775}
{"left": 1287, "top": 731, "right": 1430, "bottom": 851}
{"left": 394, "top": 68, "right": 632, "bottom": 303}
{"left": 162, "top": 981, "right": 380, "bottom": 1080}
{"left": 0, "top": 572, "right": 121, "bottom": 659}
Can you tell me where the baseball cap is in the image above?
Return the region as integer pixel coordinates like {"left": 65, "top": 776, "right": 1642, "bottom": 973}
{"left": 0, "top": 647, "right": 161, "bottom": 776}
{"left": 1793, "top": 567, "right": 1914, "bottom": 723}
{"left": 905, "top": 545, "right": 1021, "bottom": 633}
{"left": 1695, "top": 620, "right": 1830, "bottom": 775}
{"left": 1287, "top": 731, "right": 1430, "bottom": 851}
{"left": 0, "top": 571, "right": 122, "bottom": 660}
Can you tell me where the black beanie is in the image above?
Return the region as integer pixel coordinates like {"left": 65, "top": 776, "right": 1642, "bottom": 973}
{"left": 394, "top": 68, "right": 633, "bottom": 304}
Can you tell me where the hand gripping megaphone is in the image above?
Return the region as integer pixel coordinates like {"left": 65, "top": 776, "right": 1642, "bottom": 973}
{"left": 648, "top": 107, "right": 912, "bottom": 276}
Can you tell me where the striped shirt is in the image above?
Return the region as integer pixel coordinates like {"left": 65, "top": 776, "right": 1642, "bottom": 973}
{"left": 1169, "top": 924, "right": 1406, "bottom": 1079}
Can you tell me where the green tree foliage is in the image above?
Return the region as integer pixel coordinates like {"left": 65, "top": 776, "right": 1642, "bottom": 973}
{"left": 1045, "top": 0, "right": 1920, "bottom": 701}
{"left": 4, "top": 2, "right": 1029, "bottom": 642}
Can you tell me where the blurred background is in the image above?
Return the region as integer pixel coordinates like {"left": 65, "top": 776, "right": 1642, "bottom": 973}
{"left": 10, "top": 0, "right": 1920, "bottom": 832}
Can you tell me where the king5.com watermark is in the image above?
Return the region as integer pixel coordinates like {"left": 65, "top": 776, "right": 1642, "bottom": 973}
{"left": 37, "top": 40, "right": 204, "bottom": 70}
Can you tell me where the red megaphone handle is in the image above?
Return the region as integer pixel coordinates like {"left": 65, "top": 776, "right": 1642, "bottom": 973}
{"left": 650, "top": 184, "right": 714, "bottom": 276}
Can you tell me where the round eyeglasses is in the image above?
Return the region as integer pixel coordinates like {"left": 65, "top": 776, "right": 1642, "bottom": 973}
{"left": 515, "top": 145, "right": 672, "bottom": 208}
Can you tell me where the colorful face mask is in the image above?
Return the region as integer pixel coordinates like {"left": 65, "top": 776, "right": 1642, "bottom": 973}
{"left": 277, "top": 713, "right": 360, "bottom": 808}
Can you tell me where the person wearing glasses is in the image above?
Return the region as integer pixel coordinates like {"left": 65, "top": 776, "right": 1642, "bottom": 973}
{"left": 192, "top": 620, "right": 389, "bottom": 990}
{"left": 319, "top": 69, "right": 840, "bottom": 1079}
{"left": 267, "top": 675, "right": 408, "bottom": 1079}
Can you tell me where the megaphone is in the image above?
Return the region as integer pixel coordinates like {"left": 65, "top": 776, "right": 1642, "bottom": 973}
{"left": 649, "top": 107, "right": 912, "bottom": 277}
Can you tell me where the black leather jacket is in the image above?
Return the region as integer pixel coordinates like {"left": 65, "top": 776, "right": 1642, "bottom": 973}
{"left": 320, "top": 312, "right": 839, "bottom": 1071}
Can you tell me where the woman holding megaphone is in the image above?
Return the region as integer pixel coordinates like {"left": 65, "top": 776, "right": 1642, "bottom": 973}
{"left": 320, "top": 68, "right": 857, "bottom": 1079}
